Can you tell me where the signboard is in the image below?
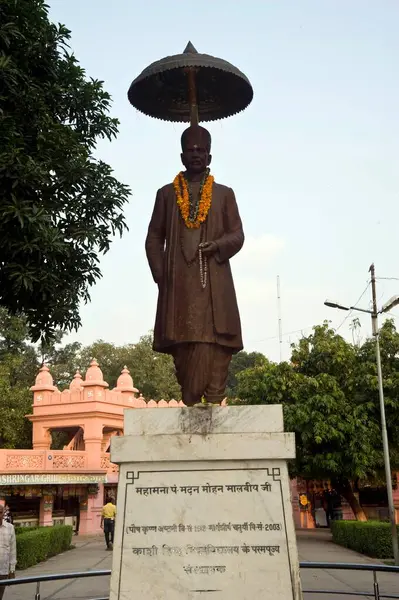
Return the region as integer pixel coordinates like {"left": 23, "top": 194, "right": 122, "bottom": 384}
{"left": 0, "top": 474, "right": 107, "bottom": 485}
{"left": 111, "top": 467, "right": 300, "bottom": 599}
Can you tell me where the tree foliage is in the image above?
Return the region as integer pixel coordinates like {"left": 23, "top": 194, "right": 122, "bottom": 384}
{"left": 0, "top": 308, "right": 39, "bottom": 448}
{"left": 77, "top": 334, "right": 181, "bottom": 400}
{"left": 0, "top": 0, "right": 130, "bottom": 341}
{"left": 236, "top": 321, "right": 399, "bottom": 519}
{"left": 226, "top": 350, "right": 265, "bottom": 397}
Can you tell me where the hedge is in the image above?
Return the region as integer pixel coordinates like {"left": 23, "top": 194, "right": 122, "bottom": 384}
{"left": 16, "top": 525, "right": 73, "bottom": 569}
{"left": 331, "top": 520, "right": 399, "bottom": 559}
{"left": 15, "top": 526, "right": 39, "bottom": 535}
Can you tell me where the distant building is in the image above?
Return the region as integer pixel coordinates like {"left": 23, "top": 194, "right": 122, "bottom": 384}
{"left": 0, "top": 360, "right": 182, "bottom": 532}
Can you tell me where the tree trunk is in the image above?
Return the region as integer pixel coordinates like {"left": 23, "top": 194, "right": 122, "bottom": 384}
{"left": 332, "top": 478, "right": 367, "bottom": 521}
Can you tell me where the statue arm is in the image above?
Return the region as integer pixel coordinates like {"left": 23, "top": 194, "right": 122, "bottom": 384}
{"left": 214, "top": 188, "right": 244, "bottom": 263}
{"left": 145, "top": 189, "right": 166, "bottom": 284}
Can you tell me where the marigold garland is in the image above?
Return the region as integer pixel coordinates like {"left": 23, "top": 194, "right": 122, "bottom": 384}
{"left": 173, "top": 170, "right": 214, "bottom": 229}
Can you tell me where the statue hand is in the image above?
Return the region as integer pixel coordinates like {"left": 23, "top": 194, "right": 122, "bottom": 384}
{"left": 199, "top": 242, "right": 218, "bottom": 256}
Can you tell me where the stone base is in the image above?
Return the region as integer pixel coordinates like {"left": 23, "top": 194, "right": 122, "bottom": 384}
{"left": 110, "top": 405, "right": 302, "bottom": 599}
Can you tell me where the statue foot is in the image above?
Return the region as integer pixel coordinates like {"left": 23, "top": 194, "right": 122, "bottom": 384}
{"left": 184, "top": 396, "right": 226, "bottom": 408}
{"left": 192, "top": 400, "right": 221, "bottom": 408}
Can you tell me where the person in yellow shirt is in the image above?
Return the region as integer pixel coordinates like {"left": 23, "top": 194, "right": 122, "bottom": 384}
{"left": 100, "top": 497, "right": 116, "bottom": 550}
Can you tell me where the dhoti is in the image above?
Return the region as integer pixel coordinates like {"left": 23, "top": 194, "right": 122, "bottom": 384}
{"left": 172, "top": 343, "right": 232, "bottom": 405}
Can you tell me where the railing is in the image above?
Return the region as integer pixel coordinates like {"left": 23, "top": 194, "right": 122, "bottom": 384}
{"left": 0, "top": 449, "right": 89, "bottom": 472}
{"left": 1, "top": 562, "right": 398, "bottom": 599}
{"left": 101, "top": 452, "right": 119, "bottom": 473}
{"left": 0, "top": 569, "right": 110, "bottom": 600}
{"left": 301, "top": 562, "right": 399, "bottom": 598}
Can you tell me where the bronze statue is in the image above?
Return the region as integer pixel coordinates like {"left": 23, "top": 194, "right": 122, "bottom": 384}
{"left": 145, "top": 125, "right": 244, "bottom": 406}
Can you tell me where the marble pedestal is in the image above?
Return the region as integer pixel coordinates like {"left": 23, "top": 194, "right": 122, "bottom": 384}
{"left": 109, "top": 405, "right": 302, "bottom": 600}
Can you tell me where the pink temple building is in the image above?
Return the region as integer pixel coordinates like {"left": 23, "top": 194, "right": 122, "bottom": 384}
{"left": 0, "top": 360, "right": 397, "bottom": 532}
{"left": 0, "top": 360, "right": 184, "bottom": 533}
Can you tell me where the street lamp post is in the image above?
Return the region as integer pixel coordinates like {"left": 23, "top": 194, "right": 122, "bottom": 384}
{"left": 325, "top": 263, "right": 399, "bottom": 565}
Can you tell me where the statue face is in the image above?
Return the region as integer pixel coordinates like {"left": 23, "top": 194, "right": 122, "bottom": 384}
{"left": 181, "top": 131, "right": 211, "bottom": 175}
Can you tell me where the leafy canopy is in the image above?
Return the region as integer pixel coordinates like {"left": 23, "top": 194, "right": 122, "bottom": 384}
{"left": 236, "top": 321, "right": 399, "bottom": 485}
{"left": 0, "top": 308, "right": 39, "bottom": 448}
{"left": 226, "top": 350, "right": 265, "bottom": 397}
{"left": 0, "top": 0, "right": 130, "bottom": 341}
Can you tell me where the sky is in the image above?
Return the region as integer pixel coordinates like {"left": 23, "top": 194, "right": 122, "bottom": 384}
{"left": 47, "top": 0, "right": 399, "bottom": 362}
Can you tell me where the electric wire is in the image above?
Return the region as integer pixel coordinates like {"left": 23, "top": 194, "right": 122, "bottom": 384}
{"left": 251, "top": 326, "right": 314, "bottom": 344}
{"left": 336, "top": 281, "right": 371, "bottom": 332}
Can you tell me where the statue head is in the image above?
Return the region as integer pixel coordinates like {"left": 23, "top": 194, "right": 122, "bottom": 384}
{"left": 181, "top": 125, "right": 212, "bottom": 176}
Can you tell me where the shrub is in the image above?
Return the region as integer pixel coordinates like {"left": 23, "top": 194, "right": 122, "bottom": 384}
{"left": 331, "top": 520, "right": 399, "bottom": 559}
{"left": 15, "top": 526, "right": 38, "bottom": 535}
{"left": 16, "top": 525, "right": 73, "bottom": 569}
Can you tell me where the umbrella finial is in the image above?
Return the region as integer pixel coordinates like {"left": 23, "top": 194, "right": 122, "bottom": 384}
{"left": 184, "top": 41, "right": 198, "bottom": 54}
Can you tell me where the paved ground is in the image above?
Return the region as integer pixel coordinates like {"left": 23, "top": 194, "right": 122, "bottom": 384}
{"left": 3, "top": 529, "right": 398, "bottom": 599}
{"left": 298, "top": 530, "right": 397, "bottom": 599}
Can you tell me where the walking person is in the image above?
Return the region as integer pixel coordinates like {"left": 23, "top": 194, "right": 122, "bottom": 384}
{"left": 2, "top": 507, "right": 12, "bottom": 526}
{"left": 101, "top": 497, "right": 116, "bottom": 550}
{"left": 322, "top": 489, "right": 333, "bottom": 527}
{"left": 74, "top": 498, "right": 80, "bottom": 536}
{"left": 0, "top": 505, "right": 16, "bottom": 599}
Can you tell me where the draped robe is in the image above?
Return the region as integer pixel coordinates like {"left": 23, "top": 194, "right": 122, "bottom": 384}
{"left": 145, "top": 181, "right": 244, "bottom": 355}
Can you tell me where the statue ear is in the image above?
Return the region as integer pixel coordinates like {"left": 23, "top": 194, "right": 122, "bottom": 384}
{"left": 180, "top": 153, "right": 185, "bottom": 167}
{"left": 208, "top": 154, "right": 212, "bottom": 166}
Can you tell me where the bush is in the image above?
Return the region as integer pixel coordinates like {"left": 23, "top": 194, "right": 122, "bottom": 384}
{"left": 15, "top": 526, "right": 38, "bottom": 535}
{"left": 16, "top": 525, "right": 72, "bottom": 569}
{"left": 331, "top": 520, "right": 399, "bottom": 559}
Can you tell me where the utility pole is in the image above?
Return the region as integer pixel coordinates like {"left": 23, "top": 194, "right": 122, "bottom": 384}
{"left": 277, "top": 276, "right": 283, "bottom": 363}
{"left": 370, "top": 263, "right": 399, "bottom": 565}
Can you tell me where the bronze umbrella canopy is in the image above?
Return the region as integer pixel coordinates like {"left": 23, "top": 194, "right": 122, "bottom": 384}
{"left": 128, "top": 42, "right": 253, "bottom": 125}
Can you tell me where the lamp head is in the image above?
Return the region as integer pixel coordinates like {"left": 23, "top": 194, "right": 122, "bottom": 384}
{"left": 381, "top": 295, "right": 399, "bottom": 314}
{"left": 324, "top": 300, "right": 350, "bottom": 311}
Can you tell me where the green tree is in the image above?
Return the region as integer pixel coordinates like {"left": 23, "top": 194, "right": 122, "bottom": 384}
{"left": 78, "top": 340, "right": 126, "bottom": 389}
{"left": 0, "top": 308, "right": 38, "bottom": 448}
{"left": 42, "top": 337, "right": 82, "bottom": 391}
{"left": 0, "top": 307, "right": 38, "bottom": 387}
{"left": 355, "top": 319, "right": 399, "bottom": 470}
{"left": 0, "top": 360, "right": 32, "bottom": 448}
{"left": 226, "top": 350, "right": 265, "bottom": 397}
{"left": 0, "top": 0, "right": 130, "bottom": 342}
{"left": 71, "top": 333, "right": 181, "bottom": 400}
{"left": 119, "top": 333, "right": 180, "bottom": 401}
{"left": 236, "top": 324, "right": 385, "bottom": 520}
{"left": 291, "top": 322, "right": 358, "bottom": 395}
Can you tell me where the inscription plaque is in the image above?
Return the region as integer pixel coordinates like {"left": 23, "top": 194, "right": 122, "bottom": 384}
{"left": 113, "top": 465, "right": 298, "bottom": 598}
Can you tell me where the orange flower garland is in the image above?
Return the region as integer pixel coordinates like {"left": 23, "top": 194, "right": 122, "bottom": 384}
{"left": 173, "top": 170, "right": 214, "bottom": 229}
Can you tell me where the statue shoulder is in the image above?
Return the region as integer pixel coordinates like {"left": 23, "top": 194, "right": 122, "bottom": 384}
{"left": 158, "top": 182, "right": 175, "bottom": 197}
{"left": 213, "top": 182, "right": 235, "bottom": 197}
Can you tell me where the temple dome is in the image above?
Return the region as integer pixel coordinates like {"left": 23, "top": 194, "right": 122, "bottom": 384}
{"left": 82, "top": 359, "right": 109, "bottom": 388}
{"left": 114, "top": 366, "right": 138, "bottom": 393}
{"left": 30, "top": 365, "right": 56, "bottom": 392}
{"left": 69, "top": 370, "right": 83, "bottom": 390}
